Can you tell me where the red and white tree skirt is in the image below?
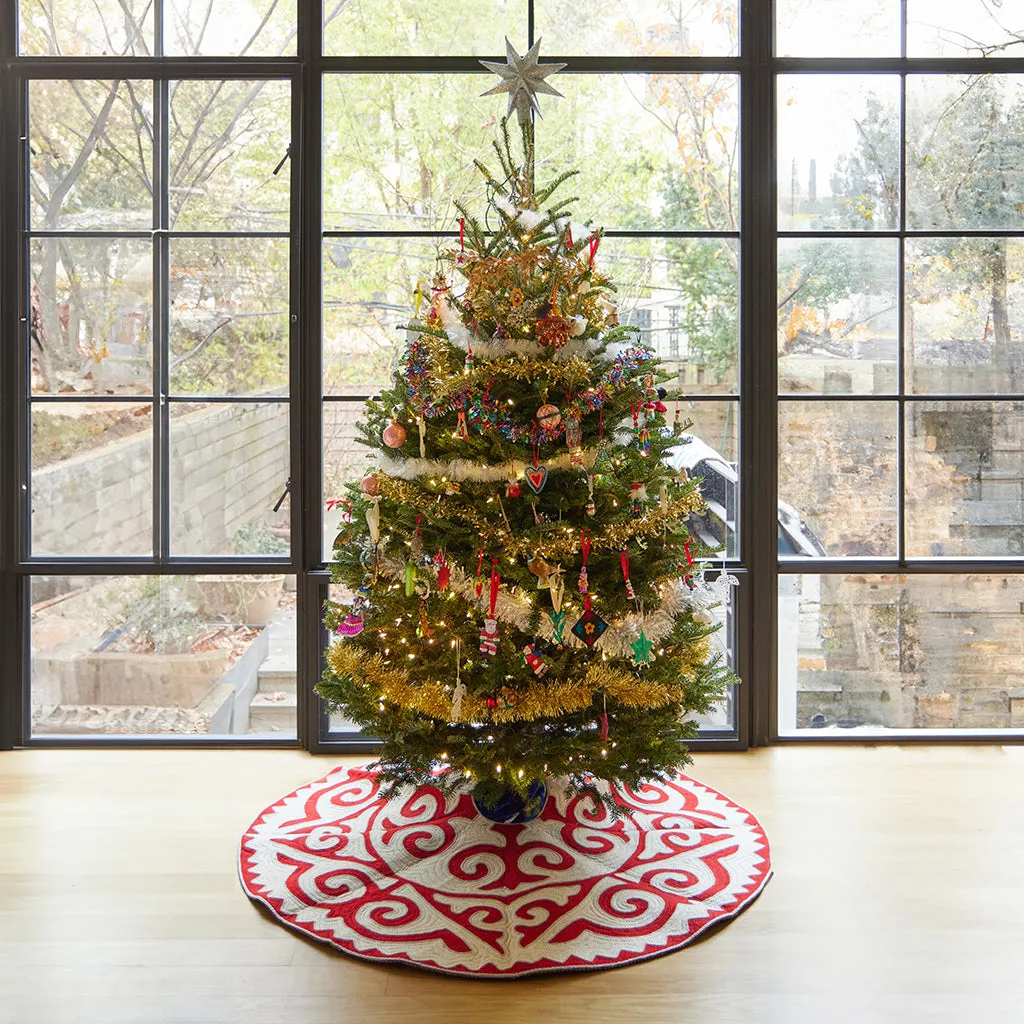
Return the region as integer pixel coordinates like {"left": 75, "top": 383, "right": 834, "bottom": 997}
{"left": 239, "top": 766, "right": 771, "bottom": 977}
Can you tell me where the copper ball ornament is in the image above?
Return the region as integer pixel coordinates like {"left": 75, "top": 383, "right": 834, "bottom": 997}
{"left": 359, "top": 473, "right": 380, "bottom": 496}
{"left": 382, "top": 421, "right": 407, "bottom": 448}
{"left": 537, "top": 403, "right": 561, "bottom": 429}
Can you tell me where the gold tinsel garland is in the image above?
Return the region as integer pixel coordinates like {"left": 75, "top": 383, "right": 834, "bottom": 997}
{"left": 430, "top": 354, "right": 594, "bottom": 403}
{"left": 326, "top": 640, "right": 711, "bottom": 724}
{"left": 376, "top": 473, "right": 706, "bottom": 559}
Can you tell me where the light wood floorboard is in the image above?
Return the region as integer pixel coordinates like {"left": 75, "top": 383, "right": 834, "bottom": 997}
{"left": 2, "top": 745, "right": 1024, "bottom": 1024}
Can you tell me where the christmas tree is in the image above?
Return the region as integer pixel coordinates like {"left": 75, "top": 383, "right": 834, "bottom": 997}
{"left": 317, "top": 42, "right": 735, "bottom": 817}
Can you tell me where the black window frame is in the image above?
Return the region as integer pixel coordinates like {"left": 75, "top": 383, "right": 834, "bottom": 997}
{"left": 1, "top": 1, "right": 759, "bottom": 752}
{"left": 6, "top": 1, "right": 1019, "bottom": 753}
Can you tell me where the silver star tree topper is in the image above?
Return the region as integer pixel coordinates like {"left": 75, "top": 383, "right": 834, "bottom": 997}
{"left": 479, "top": 38, "right": 566, "bottom": 127}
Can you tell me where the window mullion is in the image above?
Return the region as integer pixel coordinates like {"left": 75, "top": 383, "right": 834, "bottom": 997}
{"left": 740, "top": 0, "right": 777, "bottom": 746}
{"left": 154, "top": 78, "right": 170, "bottom": 561}
{"left": 298, "top": 4, "right": 325, "bottom": 749}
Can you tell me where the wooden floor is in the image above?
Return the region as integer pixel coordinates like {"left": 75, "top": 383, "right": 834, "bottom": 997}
{"left": 3, "top": 745, "right": 1024, "bottom": 1024}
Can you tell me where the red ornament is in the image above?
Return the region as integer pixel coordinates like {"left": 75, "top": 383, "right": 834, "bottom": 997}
{"left": 536, "top": 313, "right": 573, "bottom": 349}
{"left": 433, "top": 550, "right": 452, "bottom": 589}
{"left": 506, "top": 480, "right": 521, "bottom": 498}
{"left": 359, "top": 473, "right": 380, "bottom": 496}
{"left": 382, "top": 421, "right": 407, "bottom": 448}
{"left": 536, "top": 403, "right": 561, "bottom": 430}
{"left": 525, "top": 466, "right": 548, "bottom": 493}
{"left": 522, "top": 644, "right": 549, "bottom": 678}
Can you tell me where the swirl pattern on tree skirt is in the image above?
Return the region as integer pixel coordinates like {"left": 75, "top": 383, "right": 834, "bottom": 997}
{"left": 239, "top": 766, "right": 771, "bottom": 977}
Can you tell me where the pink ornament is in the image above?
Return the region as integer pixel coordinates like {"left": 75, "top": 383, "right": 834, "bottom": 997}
{"left": 359, "top": 473, "right": 380, "bottom": 496}
{"left": 382, "top": 422, "right": 407, "bottom": 448}
{"left": 336, "top": 614, "right": 364, "bottom": 637}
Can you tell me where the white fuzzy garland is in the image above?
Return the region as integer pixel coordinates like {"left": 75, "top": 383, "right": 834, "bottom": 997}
{"left": 373, "top": 553, "right": 727, "bottom": 659}
{"left": 422, "top": 264, "right": 603, "bottom": 364}
{"left": 465, "top": 335, "right": 603, "bottom": 361}
{"left": 380, "top": 449, "right": 590, "bottom": 484}
{"left": 489, "top": 195, "right": 590, "bottom": 244}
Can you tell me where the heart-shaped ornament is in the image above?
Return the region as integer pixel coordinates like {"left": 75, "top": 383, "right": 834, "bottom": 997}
{"left": 526, "top": 465, "right": 548, "bottom": 493}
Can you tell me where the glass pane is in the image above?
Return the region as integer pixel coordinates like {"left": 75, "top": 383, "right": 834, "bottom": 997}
{"left": 323, "top": 75, "right": 496, "bottom": 232}
{"left": 325, "top": 583, "right": 363, "bottom": 732}
{"left": 169, "top": 80, "right": 291, "bottom": 231}
{"left": 664, "top": 399, "right": 739, "bottom": 558}
{"left": 324, "top": 0, "right": 525, "bottom": 56}
{"left": 20, "top": 0, "right": 153, "bottom": 55}
{"left": 778, "top": 237, "right": 898, "bottom": 395}
{"left": 907, "top": 401, "right": 1024, "bottom": 557}
{"left": 907, "top": 238, "right": 1024, "bottom": 394}
{"left": 776, "top": 0, "right": 900, "bottom": 57}
{"left": 907, "top": 1, "right": 1024, "bottom": 58}
{"left": 170, "top": 401, "right": 290, "bottom": 555}
{"left": 30, "top": 80, "right": 153, "bottom": 230}
{"left": 170, "top": 237, "right": 289, "bottom": 396}
{"left": 536, "top": 0, "right": 738, "bottom": 57}
{"left": 323, "top": 401, "right": 376, "bottom": 561}
{"left": 31, "top": 401, "right": 153, "bottom": 556}
{"left": 31, "top": 573, "right": 295, "bottom": 737}
{"left": 605, "top": 236, "right": 738, "bottom": 395}
{"left": 540, "top": 74, "right": 739, "bottom": 232}
{"left": 30, "top": 237, "right": 152, "bottom": 397}
{"left": 778, "top": 76, "right": 900, "bottom": 232}
{"left": 166, "top": 0, "right": 297, "bottom": 55}
{"left": 907, "top": 75, "right": 1024, "bottom": 231}
{"left": 665, "top": 238, "right": 739, "bottom": 394}
{"left": 779, "top": 400, "right": 897, "bottom": 557}
{"left": 780, "top": 573, "right": 1024, "bottom": 733}
{"left": 323, "top": 235, "right": 440, "bottom": 394}
{"left": 688, "top": 593, "right": 737, "bottom": 731}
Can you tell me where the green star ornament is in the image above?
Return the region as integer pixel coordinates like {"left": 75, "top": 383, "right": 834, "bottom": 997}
{"left": 479, "top": 38, "right": 566, "bottom": 127}
{"left": 631, "top": 629, "right": 656, "bottom": 667}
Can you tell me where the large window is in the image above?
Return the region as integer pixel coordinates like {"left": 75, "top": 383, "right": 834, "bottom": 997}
{"left": 2, "top": 1, "right": 1022, "bottom": 750}
{"left": 777, "top": 4, "right": 1024, "bottom": 734}
{"left": 5, "top": 5, "right": 298, "bottom": 741}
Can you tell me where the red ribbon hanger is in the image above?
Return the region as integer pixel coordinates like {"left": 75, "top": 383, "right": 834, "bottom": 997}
{"left": 621, "top": 548, "right": 636, "bottom": 600}
{"left": 475, "top": 548, "right": 485, "bottom": 599}
{"left": 683, "top": 539, "right": 695, "bottom": 588}
{"left": 489, "top": 558, "right": 500, "bottom": 618}
{"left": 578, "top": 528, "right": 592, "bottom": 594}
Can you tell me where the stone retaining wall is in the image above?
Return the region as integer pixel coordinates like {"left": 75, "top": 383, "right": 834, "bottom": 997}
{"left": 791, "top": 573, "right": 1024, "bottom": 729}
{"left": 32, "top": 402, "right": 289, "bottom": 558}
